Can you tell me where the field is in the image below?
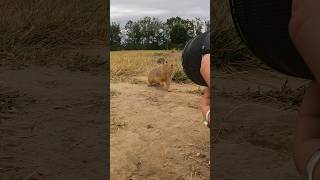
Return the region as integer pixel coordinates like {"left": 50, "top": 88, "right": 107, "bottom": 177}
{"left": 110, "top": 50, "right": 210, "bottom": 179}
{"left": 0, "top": 0, "right": 108, "bottom": 179}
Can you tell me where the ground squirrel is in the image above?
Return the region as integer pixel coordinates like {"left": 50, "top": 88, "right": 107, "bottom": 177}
{"left": 148, "top": 59, "right": 175, "bottom": 91}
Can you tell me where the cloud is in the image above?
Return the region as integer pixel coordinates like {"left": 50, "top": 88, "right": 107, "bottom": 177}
{"left": 111, "top": 5, "right": 168, "bottom": 19}
{"left": 110, "top": 0, "right": 209, "bottom": 24}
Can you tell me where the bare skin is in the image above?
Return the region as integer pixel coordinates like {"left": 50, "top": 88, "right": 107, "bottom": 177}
{"left": 200, "top": 54, "right": 211, "bottom": 87}
{"left": 200, "top": 54, "right": 210, "bottom": 127}
{"left": 289, "top": 0, "right": 320, "bottom": 178}
{"left": 294, "top": 82, "right": 320, "bottom": 178}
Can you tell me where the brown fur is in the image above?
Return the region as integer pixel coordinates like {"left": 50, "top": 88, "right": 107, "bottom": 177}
{"left": 148, "top": 60, "right": 175, "bottom": 91}
{"left": 156, "top": 58, "right": 165, "bottom": 64}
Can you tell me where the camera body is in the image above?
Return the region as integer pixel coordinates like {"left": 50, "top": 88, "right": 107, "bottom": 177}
{"left": 229, "top": 0, "right": 313, "bottom": 80}
{"left": 181, "top": 31, "right": 210, "bottom": 86}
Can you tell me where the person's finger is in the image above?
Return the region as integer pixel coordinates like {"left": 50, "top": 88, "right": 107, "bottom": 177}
{"left": 201, "top": 88, "right": 210, "bottom": 114}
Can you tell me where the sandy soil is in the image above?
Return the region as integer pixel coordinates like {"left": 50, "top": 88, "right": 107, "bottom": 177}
{"left": 110, "top": 77, "right": 210, "bottom": 180}
{"left": 0, "top": 61, "right": 108, "bottom": 179}
{"left": 212, "top": 68, "right": 310, "bottom": 180}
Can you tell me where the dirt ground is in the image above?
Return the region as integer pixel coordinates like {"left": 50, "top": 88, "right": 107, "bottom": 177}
{"left": 110, "top": 77, "right": 210, "bottom": 180}
{"left": 212, "top": 68, "right": 310, "bottom": 180}
{"left": 0, "top": 49, "right": 108, "bottom": 180}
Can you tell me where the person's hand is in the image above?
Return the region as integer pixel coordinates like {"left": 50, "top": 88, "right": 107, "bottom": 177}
{"left": 201, "top": 87, "right": 210, "bottom": 128}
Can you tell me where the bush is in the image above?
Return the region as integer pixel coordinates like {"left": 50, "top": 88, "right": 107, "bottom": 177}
{"left": 172, "top": 66, "right": 191, "bottom": 83}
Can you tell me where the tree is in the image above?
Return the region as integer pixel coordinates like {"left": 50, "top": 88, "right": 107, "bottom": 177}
{"left": 123, "top": 17, "right": 169, "bottom": 50}
{"left": 110, "top": 22, "right": 122, "bottom": 50}
{"left": 205, "top": 20, "right": 211, "bottom": 32}
{"left": 124, "top": 20, "right": 143, "bottom": 49}
{"left": 114, "top": 16, "right": 208, "bottom": 50}
{"left": 166, "top": 17, "right": 194, "bottom": 48}
{"left": 139, "top": 17, "right": 169, "bottom": 49}
{"left": 170, "top": 23, "right": 189, "bottom": 45}
{"left": 193, "top": 17, "right": 204, "bottom": 36}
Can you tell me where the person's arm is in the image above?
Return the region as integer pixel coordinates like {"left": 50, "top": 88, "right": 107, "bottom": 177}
{"left": 200, "top": 54, "right": 210, "bottom": 127}
{"left": 200, "top": 54, "right": 210, "bottom": 87}
{"left": 294, "top": 82, "right": 320, "bottom": 179}
{"left": 201, "top": 87, "right": 210, "bottom": 127}
{"left": 289, "top": 0, "right": 320, "bottom": 177}
{"left": 289, "top": 0, "right": 320, "bottom": 82}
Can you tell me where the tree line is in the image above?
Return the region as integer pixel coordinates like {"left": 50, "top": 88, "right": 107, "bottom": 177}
{"left": 111, "top": 16, "right": 210, "bottom": 50}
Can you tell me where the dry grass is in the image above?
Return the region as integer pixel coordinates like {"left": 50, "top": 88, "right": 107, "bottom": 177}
{"left": 185, "top": 87, "right": 205, "bottom": 96}
{"left": 0, "top": 0, "right": 107, "bottom": 67}
{"left": 216, "top": 79, "right": 307, "bottom": 110}
{"left": 110, "top": 50, "right": 190, "bottom": 83}
{"left": 213, "top": 0, "right": 264, "bottom": 71}
{"left": 110, "top": 117, "right": 128, "bottom": 133}
{"left": 110, "top": 89, "right": 121, "bottom": 97}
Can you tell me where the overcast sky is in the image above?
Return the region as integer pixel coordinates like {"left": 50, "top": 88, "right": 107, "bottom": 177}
{"left": 111, "top": 0, "right": 210, "bottom": 25}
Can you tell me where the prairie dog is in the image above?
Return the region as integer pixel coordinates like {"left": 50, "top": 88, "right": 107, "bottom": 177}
{"left": 157, "top": 58, "right": 166, "bottom": 64}
{"left": 148, "top": 60, "right": 175, "bottom": 91}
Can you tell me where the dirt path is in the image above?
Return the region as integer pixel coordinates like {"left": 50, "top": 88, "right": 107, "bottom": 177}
{"left": 0, "top": 66, "right": 108, "bottom": 180}
{"left": 110, "top": 78, "right": 210, "bottom": 180}
{"left": 212, "top": 69, "right": 308, "bottom": 180}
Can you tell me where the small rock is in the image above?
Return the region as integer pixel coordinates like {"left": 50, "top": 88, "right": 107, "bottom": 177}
{"left": 196, "top": 152, "right": 206, "bottom": 158}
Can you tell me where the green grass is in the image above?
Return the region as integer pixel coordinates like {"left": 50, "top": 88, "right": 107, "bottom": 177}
{"left": 172, "top": 65, "right": 191, "bottom": 83}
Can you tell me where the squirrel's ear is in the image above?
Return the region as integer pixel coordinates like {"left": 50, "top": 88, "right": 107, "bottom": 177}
{"left": 157, "top": 58, "right": 165, "bottom": 64}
